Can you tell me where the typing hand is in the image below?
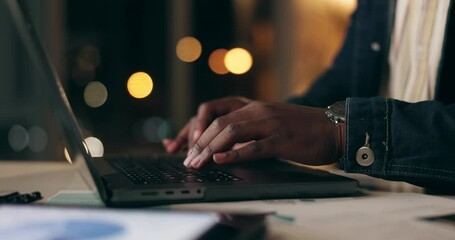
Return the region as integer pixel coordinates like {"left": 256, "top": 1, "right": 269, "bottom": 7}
{"left": 162, "top": 96, "right": 251, "bottom": 153}
{"left": 182, "top": 101, "right": 342, "bottom": 169}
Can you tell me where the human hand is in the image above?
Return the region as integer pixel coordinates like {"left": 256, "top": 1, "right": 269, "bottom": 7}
{"left": 183, "top": 101, "right": 343, "bottom": 169}
{"left": 162, "top": 96, "right": 252, "bottom": 153}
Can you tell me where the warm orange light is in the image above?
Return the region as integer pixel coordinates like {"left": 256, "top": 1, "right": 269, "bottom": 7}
{"left": 127, "top": 72, "right": 154, "bottom": 99}
{"left": 176, "top": 36, "right": 202, "bottom": 62}
{"left": 208, "top": 49, "right": 229, "bottom": 75}
{"left": 224, "top": 48, "right": 253, "bottom": 75}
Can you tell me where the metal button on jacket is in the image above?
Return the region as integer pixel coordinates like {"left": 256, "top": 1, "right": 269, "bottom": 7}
{"left": 356, "top": 146, "right": 375, "bottom": 166}
{"left": 356, "top": 132, "right": 375, "bottom": 166}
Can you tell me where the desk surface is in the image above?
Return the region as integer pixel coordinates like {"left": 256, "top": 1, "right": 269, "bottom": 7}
{"left": 1, "top": 160, "right": 455, "bottom": 240}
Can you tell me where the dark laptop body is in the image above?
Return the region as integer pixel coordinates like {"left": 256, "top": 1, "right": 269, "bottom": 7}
{"left": 94, "top": 154, "right": 358, "bottom": 207}
{"left": 6, "top": 0, "right": 358, "bottom": 207}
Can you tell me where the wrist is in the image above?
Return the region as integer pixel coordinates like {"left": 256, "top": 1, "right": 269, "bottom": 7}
{"left": 338, "top": 123, "right": 346, "bottom": 159}
{"left": 325, "top": 101, "right": 346, "bottom": 161}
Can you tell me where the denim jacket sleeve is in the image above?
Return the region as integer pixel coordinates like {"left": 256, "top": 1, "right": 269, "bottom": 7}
{"left": 288, "top": 0, "right": 455, "bottom": 186}
{"left": 341, "top": 97, "right": 455, "bottom": 186}
{"left": 287, "top": 0, "right": 393, "bottom": 108}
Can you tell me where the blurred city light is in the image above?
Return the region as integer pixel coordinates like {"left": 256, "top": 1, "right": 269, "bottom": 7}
{"left": 84, "top": 136, "right": 104, "bottom": 157}
{"left": 28, "top": 126, "right": 48, "bottom": 152}
{"left": 84, "top": 81, "right": 108, "bottom": 108}
{"left": 225, "top": 48, "right": 253, "bottom": 75}
{"left": 208, "top": 48, "right": 229, "bottom": 74}
{"left": 176, "top": 36, "right": 202, "bottom": 62}
{"left": 8, "top": 124, "right": 29, "bottom": 152}
{"left": 143, "top": 117, "right": 163, "bottom": 143}
{"left": 142, "top": 117, "right": 172, "bottom": 143}
{"left": 157, "top": 120, "right": 171, "bottom": 140}
{"left": 127, "top": 72, "right": 154, "bottom": 99}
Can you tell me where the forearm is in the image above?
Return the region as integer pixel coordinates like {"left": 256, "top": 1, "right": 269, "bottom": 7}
{"left": 340, "top": 97, "right": 455, "bottom": 187}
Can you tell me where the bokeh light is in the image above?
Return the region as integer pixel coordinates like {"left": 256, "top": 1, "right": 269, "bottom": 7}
{"left": 224, "top": 48, "right": 253, "bottom": 75}
{"left": 143, "top": 117, "right": 163, "bottom": 143}
{"left": 157, "top": 120, "right": 171, "bottom": 140}
{"left": 142, "top": 117, "right": 172, "bottom": 143}
{"left": 84, "top": 137, "right": 104, "bottom": 157}
{"left": 132, "top": 117, "right": 172, "bottom": 143}
{"left": 84, "top": 81, "right": 108, "bottom": 108}
{"left": 8, "top": 125, "right": 29, "bottom": 152}
{"left": 176, "top": 36, "right": 202, "bottom": 62}
{"left": 28, "top": 126, "right": 48, "bottom": 152}
{"left": 127, "top": 72, "right": 154, "bottom": 99}
{"left": 208, "top": 49, "right": 229, "bottom": 74}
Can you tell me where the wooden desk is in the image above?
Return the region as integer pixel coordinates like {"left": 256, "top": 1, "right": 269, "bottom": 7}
{"left": 0, "top": 160, "right": 89, "bottom": 202}
{"left": 1, "top": 160, "right": 455, "bottom": 240}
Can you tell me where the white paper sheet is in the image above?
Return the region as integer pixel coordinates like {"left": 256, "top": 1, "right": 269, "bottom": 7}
{"left": 0, "top": 205, "right": 217, "bottom": 240}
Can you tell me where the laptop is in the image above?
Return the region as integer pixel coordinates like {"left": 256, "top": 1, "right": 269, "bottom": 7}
{"left": 5, "top": 0, "right": 358, "bottom": 207}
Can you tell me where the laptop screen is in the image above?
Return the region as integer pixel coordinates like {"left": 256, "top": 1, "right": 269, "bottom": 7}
{"left": 5, "top": 0, "right": 108, "bottom": 198}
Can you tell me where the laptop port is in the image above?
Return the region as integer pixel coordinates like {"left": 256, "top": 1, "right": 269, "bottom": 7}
{"left": 141, "top": 191, "right": 158, "bottom": 196}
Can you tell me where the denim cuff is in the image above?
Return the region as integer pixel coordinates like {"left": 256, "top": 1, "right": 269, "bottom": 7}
{"left": 339, "top": 97, "right": 390, "bottom": 176}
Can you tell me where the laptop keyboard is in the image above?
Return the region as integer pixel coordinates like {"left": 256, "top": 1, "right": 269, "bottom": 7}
{"left": 110, "top": 157, "right": 241, "bottom": 185}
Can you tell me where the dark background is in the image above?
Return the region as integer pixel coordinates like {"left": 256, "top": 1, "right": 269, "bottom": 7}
{"left": 0, "top": 0, "right": 279, "bottom": 161}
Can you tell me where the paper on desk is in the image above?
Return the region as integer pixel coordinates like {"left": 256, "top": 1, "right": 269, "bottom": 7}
{"left": 0, "top": 205, "right": 217, "bottom": 240}
{"left": 170, "top": 192, "right": 455, "bottom": 240}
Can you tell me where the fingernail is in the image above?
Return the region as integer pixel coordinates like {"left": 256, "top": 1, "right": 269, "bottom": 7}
{"left": 183, "top": 149, "right": 195, "bottom": 166}
{"left": 191, "top": 155, "right": 202, "bottom": 168}
{"left": 183, "top": 155, "right": 192, "bottom": 167}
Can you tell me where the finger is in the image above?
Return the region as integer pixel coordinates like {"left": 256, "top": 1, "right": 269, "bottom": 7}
{"left": 196, "top": 98, "right": 249, "bottom": 139}
{"left": 162, "top": 138, "right": 172, "bottom": 146}
{"left": 188, "top": 117, "right": 198, "bottom": 149}
{"left": 212, "top": 137, "right": 276, "bottom": 165}
{"left": 195, "top": 103, "right": 215, "bottom": 140}
{"left": 189, "top": 118, "right": 276, "bottom": 168}
{"left": 185, "top": 101, "right": 267, "bottom": 167}
{"left": 184, "top": 107, "right": 253, "bottom": 167}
